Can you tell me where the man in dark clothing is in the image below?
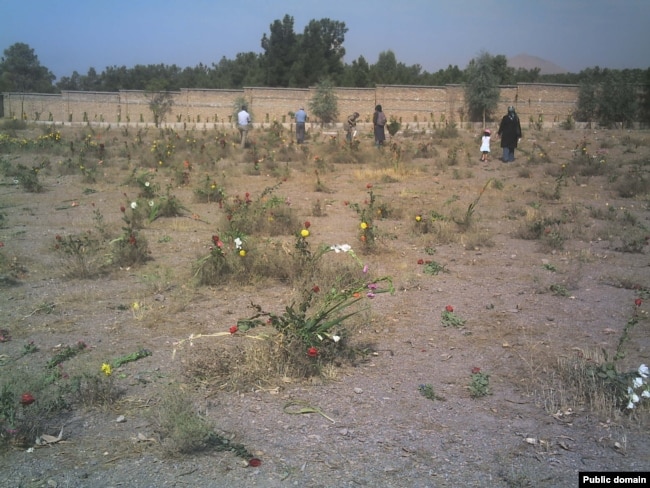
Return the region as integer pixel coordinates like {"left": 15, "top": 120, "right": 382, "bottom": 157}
{"left": 497, "top": 106, "right": 522, "bottom": 162}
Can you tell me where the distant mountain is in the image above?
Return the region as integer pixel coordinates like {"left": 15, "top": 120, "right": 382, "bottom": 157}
{"left": 508, "top": 53, "right": 568, "bottom": 75}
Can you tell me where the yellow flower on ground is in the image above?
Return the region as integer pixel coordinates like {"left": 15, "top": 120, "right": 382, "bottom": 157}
{"left": 101, "top": 363, "right": 112, "bottom": 376}
{"left": 360, "top": 222, "right": 368, "bottom": 230}
{"left": 239, "top": 249, "right": 246, "bottom": 257}
{"left": 300, "top": 229, "right": 310, "bottom": 238}
{"left": 132, "top": 302, "right": 140, "bottom": 311}
{"left": 415, "top": 215, "right": 422, "bottom": 222}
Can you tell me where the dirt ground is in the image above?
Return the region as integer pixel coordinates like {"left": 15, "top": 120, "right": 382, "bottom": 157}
{"left": 0, "top": 124, "right": 649, "bottom": 487}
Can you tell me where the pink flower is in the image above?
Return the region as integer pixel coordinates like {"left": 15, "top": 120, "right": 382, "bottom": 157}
{"left": 471, "top": 367, "right": 481, "bottom": 374}
{"left": 366, "top": 292, "right": 375, "bottom": 298}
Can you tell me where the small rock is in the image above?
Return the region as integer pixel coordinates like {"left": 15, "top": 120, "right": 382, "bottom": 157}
{"left": 116, "top": 415, "right": 126, "bottom": 423}
{"left": 353, "top": 387, "right": 363, "bottom": 394}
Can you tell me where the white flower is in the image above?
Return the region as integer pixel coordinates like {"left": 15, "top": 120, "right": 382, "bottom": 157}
{"left": 234, "top": 237, "right": 242, "bottom": 249}
{"left": 330, "top": 244, "right": 352, "bottom": 253}
{"left": 627, "top": 401, "right": 635, "bottom": 409}
{"left": 638, "top": 364, "right": 649, "bottom": 378}
{"left": 130, "top": 201, "right": 137, "bottom": 209}
{"left": 148, "top": 200, "right": 154, "bottom": 207}
{"left": 633, "top": 377, "right": 644, "bottom": 389}
{"left": 642, "top": 390, "right": 650, "bottom": 399}
{"left": 332, "top": 335, "right": 341, "bottom": 343}
{"left": 145, "top": 181, "right": 150, "bottom": 187}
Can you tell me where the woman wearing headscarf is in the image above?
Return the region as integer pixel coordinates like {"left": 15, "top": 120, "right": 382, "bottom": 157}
{"left": 497, "top": 106, "right": 522, "bottom": 162}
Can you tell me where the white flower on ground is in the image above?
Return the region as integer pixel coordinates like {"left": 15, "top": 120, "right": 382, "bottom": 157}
{"left": 627, "top": 401, "right": 634, "bottom": 409}
{"left": 332, "top": 335, "right": 340, "bottom": 343}
{"left": 130, "top": 201, "right": 137, "bottom": 209}
{"left": 632, "top": 377, "right": 644, "bottom": 389}
{"left": 145, "top": 181, "right": 150, "bottom": 187}
{"left": 148, "top": 200, "right": 154, "bottom": 207}
{"left": 330, "top": 244, "right": 352, "bottom": 253}
{"left": 234, "top": 237, "right": 242, "bottom": 249}
{"left": 642, "top": 389, "right": 650, "bottom": 398}
{"left": 638, "top": 364, "right": 649, "bottom": 378}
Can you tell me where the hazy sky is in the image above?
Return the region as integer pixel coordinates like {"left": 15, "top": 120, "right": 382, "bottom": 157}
{"left": 2, "top": 0, "right": 649, "bottom": 80}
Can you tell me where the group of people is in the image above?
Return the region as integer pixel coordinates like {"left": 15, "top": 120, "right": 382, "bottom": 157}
{"left": 236, "top": 104, "right": 389, "bottom": 148}
{"left": 238, "top": 104, "right": 522, "bottom": 161}
{"left": 480, "top": 106, "right": 522, "bottom": 162}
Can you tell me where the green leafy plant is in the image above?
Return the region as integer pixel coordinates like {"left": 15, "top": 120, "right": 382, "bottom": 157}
{"left": 441, "top": 305, "right": 465, "bottom": 328}
{"left": 418, "top": 383, "right": 445, "bottom": 402}
{"left": 469, "top": 367, "right": 491, "bottom": 398}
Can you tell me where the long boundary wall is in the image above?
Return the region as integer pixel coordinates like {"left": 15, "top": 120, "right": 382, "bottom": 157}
{"left": 2, "top": 83, "right": 579, "bottom": 128}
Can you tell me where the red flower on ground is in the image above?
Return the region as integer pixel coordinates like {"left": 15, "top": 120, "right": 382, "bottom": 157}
{"left": 417, "top": 259, "right": 424, "bottom": 265}
{"left": 248, "top": 458, "right": 262, "bottom": 467}
{"left": 128, "top": 234, "right": 137, "bottom": 245}
{"left": 20, "top": 393, "right": 35, "bottom": 406}
{"left": 229, "top": 325, "right": 238, "bottom": 334}
{"left": 366, "top": 183, "right": 373, "bottom": 189}
{"left": 312, "top": 285, "right": 320, "bottom": 293}
{"left": 120, "top": 205, "right": 126, "bottom": 213}
{"left": 307, "top": 347, "right": 319, "bottom": 358}
{"left": 304, "top": 221, "right": 311, "bottom": 229}
{"left": 445, "top": 305, "right": 454, "bottom": 312}
{"left": 471, "top": 367, "right": 481, "bottom": 374}
{"left": 635, "top": 298, "right": 643, "bottom": 307}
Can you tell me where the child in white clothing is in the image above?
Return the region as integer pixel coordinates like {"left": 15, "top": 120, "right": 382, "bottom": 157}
{"left": 480, "top": 129, "right": 491, "bottom": 162}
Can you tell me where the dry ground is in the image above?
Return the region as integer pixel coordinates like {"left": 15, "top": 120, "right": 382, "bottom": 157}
{"left": 0, "top": 123, "right": 649, "bottom": 487}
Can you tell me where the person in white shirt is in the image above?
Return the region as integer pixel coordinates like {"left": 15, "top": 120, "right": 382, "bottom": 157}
{"left": 237, "top": 106, "right": 251, "bottom": 148}
{"left": 480, "top": 129, "right": 491, "bottom": 162}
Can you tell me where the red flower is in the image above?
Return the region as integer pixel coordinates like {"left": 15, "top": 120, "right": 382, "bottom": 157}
{"left": 307, "top": 347, "right": 319, "bottom": 358}
{"left": 20, "top": 393, "right": 35, "bottom": 406}
{"left": 128, "top": 234, "right": 137, "bottom": 245}
{"left": 55, "top": 234, "right": 62, "bottom": 241}
{"left": 417, "top": 259, "right": 424, "bottom": 265}
{"left": 229, "top": 325, "right": 238, "bottom": 334}
{"left": 366, "top": 183, "right": 373, "bottom": 189}
{"left": 445, "top": 305, "right": 454, "bottom": 312}
{"left": 304, "top": 221, "right": 311, "bottom": 229}
{"left": 635, "top": 298, "right": 643, "bottom": 307}
{"left": 471, "top": 367, "right": 481, "bottom": 374}
{"left": 120, "top": 205, "right": 126, "bottom": 213}
{"left": 312, "top": 285, "right": 320, "bottom": 293}
{"left": 248, "top": 458, "right": 262, "bottom": 467}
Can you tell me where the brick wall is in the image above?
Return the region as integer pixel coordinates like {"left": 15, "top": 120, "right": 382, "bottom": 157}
{"left": 2, "top": 83, "right": 580, "bottom": 128}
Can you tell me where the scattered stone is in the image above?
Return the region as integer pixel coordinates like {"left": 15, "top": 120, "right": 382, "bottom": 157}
{"left": 353, "top": 388, "right": 363, "bottom": 394}
{"left": 116, "top": 415, "right": 126, "bottom": 423}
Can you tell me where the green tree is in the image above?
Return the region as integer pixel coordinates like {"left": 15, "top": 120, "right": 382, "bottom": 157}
{"left": 464, "top": 52, "right": 500, "bottom": 125}
{"left": 598, "top": 71, "right": 638, "bottom": 128}
{"left": 261, "top": 14, "right": 298, "bottom": 87}
{"left": 308, "top": 79, "right": 338, "bottom": 124}
{"left": 146, "top": 79, "right": 174, "bottom": 127}
{"left": 291, "top": 18, "right": 347, "bottom": 86}
{"left": 0, "top": 42, "right": 55, "bottom": 93}
{"left": 341, "top": 55, "right": 371, "bottom": 87}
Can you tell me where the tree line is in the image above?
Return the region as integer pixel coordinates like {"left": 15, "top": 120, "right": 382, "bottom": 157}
{"left": 1, "top": 14, "right": 649, "bottom": 125}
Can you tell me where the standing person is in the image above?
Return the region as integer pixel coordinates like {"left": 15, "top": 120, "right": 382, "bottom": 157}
{"left": 345, "top": 112, "right": 360, "bottom": 143}
{"left": 237, "top": 105, "right": 251, "bottom": 149}
{"left": 497, "top": 106, "right": 522, "bottom": 162}
{"left": 373, "top": 104, "right": 387, "bottom": 147}
{"left": 295, "top": 107, "right": 307, "bottom": 144}
{"left": 480, "top": 129, "right": 491, "bottom": 162}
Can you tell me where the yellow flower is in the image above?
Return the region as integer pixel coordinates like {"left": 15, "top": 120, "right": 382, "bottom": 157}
{"left": 360, "top": 222, "right": 368, "bottom": 230}
{"left": 239, "top": 249, "right": 246, "bottom": 257}
{"left": 101, "top": 363, "right": 112, "bottom": 376}
{"left": 415, "top": 215, "right": 422, "bottom": 222}
{"left": 300, "top": 229, "right": 310, "bottom": 238}
{"left": 210, "top": 184, "right": 216, "bottom": 190}
{"left": 132, "top": 302, "right": 140, "bottom": 311}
